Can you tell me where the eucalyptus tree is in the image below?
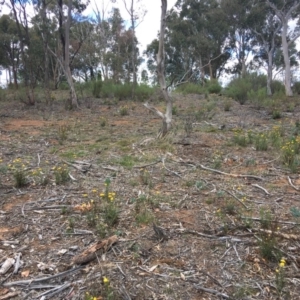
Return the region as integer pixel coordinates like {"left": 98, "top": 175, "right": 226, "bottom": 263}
{"left": 266, "top": 0, "right": 300, "bottom": 96}
{"left": 145, "top": 0, "right": 230, "bottom": 85}
{"left": 9, "top": 0, "right": 36, "bottom": 103}
{"left": 249, "top": 2, "right": 282, "bottom": 95}
{"left": 121, "top": 0, "right": 146, "bottom": 97}
{"left": 0, "top": 14, "right": 20, "bottom": 87}
{"left": 221, "top": 0, "right": 258, "bottom": 78}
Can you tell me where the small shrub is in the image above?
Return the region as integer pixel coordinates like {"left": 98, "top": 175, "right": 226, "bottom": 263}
{"left": 172, "top": 105, "right": 178, "bottom": 115}
{"left": 224, "top": 100, "right": 232, "bottom": 111}
{"left": 57, "top": 124, "right": 70, "bottom": 144}
{"left": 233, "top": 131, "right": 248, "bottom": 147}
{"left": 176, "top": 83, "right": 206, "bottom": 95}
{"left": 255, "top": 133, "right": 268, "bottom": 151}
{"left": 292, "top": 81, "right": 300, "bottom": 94}
{"left": 225, "top": 77, "right": 251, "bottom": 104}
{"left": 53, "top": 164, "right": 70, "bottom": 185}
{"left": 8, "top": 158, "right": 28, "bottom": 188}
{"left": 92, "top": 80, "right": 103, "bottom": 98}
{"left": 272, "top": 109, "right": 282, "bottom": 119}
{"left": 119, "top": 105, "right": 129, "bottom": 116}
{"left": 207, "top": 80, "right": 222, "bottom": 94}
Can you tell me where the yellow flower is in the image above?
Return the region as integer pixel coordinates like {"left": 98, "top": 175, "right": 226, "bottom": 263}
{"left": 82, "top": 194, "right": 88, "bottom": 197}
{"left": 92, "top": 189, "right": 97, "bottom": 193}
{"left": 103, "top": 276, "right": 109, "bottom": 284}
{"left": 100, "top": 193, "right": 105, "bottom": 197}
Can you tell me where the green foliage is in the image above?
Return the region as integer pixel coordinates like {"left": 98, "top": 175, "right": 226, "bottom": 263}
{"left": 281, "top": 137, "right": 300, "bottom": 172}
{"left": 292, "top": 82, "right": 300, "bottom": 94}
{"left": 92, "top": 80, "right": 103, "bottom": 98}
{"left": 254, "top": 133, "right": 268, "bottom": 151}
{"left": 8, "top": 158, "right": 28, "bottom": 188}
{"left": 271, "top": 80, "right": 285, "bottom": 94}
{"left": 53, "top": 164, "right": 70, "bottom": 185}
{"left": 225, "top": 77, "right": 251, "bottom": 104}
{"left": 207, "top": 80, "right": 222, "bottom": 94}
{"left": 176, "top": 83, "right": 206, "bottom": 95}
{"left": 226, "top": 73, "right": 268, "bottom": 104}
{"left": 290, "top": 207, "right": 300, "bottom": 218}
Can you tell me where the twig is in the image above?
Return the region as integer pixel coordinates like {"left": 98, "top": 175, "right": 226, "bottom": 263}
{"left": 3, "top": 266, "right": 83, "bottom": 287}
{"left": 193, "top": 284, "right": 229, "bottom": 299}
{"left": 37, "top": 153, "right": 40, "bottom": 167}
{"left": 36, "top": 282, "right": 72, "bottom": 299}
{"left": 133, "top": 160, "right": 161, "bottom": 169}
{"left": 252, "top": 184, "right": 270, "bottom": 195}
{"left": 224, "top": 190, "right": 249, "bottom": 209}
{"left": 198, "top": 164, "right": 264, "bottom": 180}
{"left": 233, "top": 244, "right": 242, "bottom": 261}
{"left": 288, "top": 176, "right": 300, "bottom": 191}
{"left": 0, "top": 292, "right": 19, "bottom": 300}
{"left": 240, "top": 216, "right": 300, "bottom": 225}
{"left": 25, "top": 205, "right": 72, "bottom": 211}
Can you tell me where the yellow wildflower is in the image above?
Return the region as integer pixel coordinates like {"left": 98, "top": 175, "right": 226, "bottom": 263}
{"left": 103, "top": 276, "right": 109, "bottom": 284}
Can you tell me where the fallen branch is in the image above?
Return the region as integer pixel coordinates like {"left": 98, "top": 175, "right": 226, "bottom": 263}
{"left": 133, "top": 159, "right": 161, "bottom": 169}
{"left": 251, "top": 184, "right": 270, "bottom": 195}
{"left": 288, "top": 176, "right": 300, "bottom": 191}
{"left": 36, "top": 282, "right": 72, "bottom": 299}
{"left": 193, "top": 284, "right": 229, "bottom": 299}
{"left": 224, "top": 190, "right": 249, "bottom": 209}
{"left": 0, "top": 292, "right": 19, "bottom": 300}
{"left": 256, "top": 228, "right": 300, "bottom": 241}
{"left": 3, "top": 266, "right": 83, "bottom": 287}
{"left": 72, "top": 235, "right": 118, "bottom": 265}
{"left": 199, "top": 164, "right": 264, "bottom": 181}
{"left": 240, "top": 216, "right": 300, "bottom": 226}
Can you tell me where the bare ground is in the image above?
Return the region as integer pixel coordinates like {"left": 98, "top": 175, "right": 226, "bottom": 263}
{"left": 0, "top": 93, "right": 300, "bottom": 300}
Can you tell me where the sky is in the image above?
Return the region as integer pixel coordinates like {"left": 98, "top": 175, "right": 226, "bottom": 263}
{"left": 86, "top": 0, "right": 178, "bottom": 52}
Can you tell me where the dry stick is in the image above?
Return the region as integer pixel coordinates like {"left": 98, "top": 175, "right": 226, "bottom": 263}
{"left": 24, "top": 205, "right": 72, "bottom": 211}
{"left": 233, "top": 244, "right": 242, "bottom": 261}
{"left": 36, "top": 282, "right": 72, "bottom": 299}
{"left": 224, "top": 190, "right": 249, "bottom": 209}
{"left": 133, "top": 159, "right": 162, "bottom": 169}
{"left": 193, "top": 284, "right": 229, "bottom": 299}
{"left": 240, "top": 216, "right": 300, "bottom": 226}
{"left": 256, "top": 228, "right": 300, "bottom": 241}
{"left": 177, "top": 229, "right": 243, "bottom": 242}
{"left": 252, "top": 184, "right": 270, "bottom": 195}
{"left": 198, "top": 164, "right": 264, "bottom": 180}
{"left": 287, "top": 176, "right": 300, "bottom": 191}
{"left": 3, "top": 266, "right": 83, "bottom": 287}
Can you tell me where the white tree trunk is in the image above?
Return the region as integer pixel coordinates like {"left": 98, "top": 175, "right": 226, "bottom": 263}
{"left": 144, "top": 0, "right": 172, "bottom": 138}
{"left": 281, "top": 22, "right": 293, "bottom": 96}
{"left": 62, "top": 0, "right": 78, "bottom": 108}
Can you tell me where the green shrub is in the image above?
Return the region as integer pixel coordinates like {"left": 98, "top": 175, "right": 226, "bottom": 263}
{"left": 226, "top": 73, "right": 269, "bottom": 104}
{"left": 92, "top": 80, "right": 103, "bottom": 98}
{"left": 293, "top": 82, "right": 300, "bottom": 94}
{"left": 271, "top": 80, "right": 285, "bottom": 94}
{"left": 176, "top": 83, "right": 206, "bottom": 95}
{"left": 225, "top": 77, "right": 251, "bottom": 104}
{"left": 207, "top": 80, "right": 222, "bottom": 94}
{"left": 135, "top": 84, "right": 155, "bottom": 100}
{"left": 247, "top": 88, "right": 267, "bottom": 107}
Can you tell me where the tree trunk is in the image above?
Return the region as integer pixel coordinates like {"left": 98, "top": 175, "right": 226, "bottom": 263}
{"left": 64, "top": 0, "right": 78, "bottom": 108}
{"left": 281, "top": 22, "right": 293, "bottom": 96}
{"left": 267, "top": 50, "right": 273, "bottom": 96}
{"left": 143, "top": 0, "right": 171, "bottom": 138}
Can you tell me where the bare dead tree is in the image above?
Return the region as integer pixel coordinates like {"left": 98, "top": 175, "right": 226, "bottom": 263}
{"left": 144, "top": 0, "right": 172, "bottom": 138}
